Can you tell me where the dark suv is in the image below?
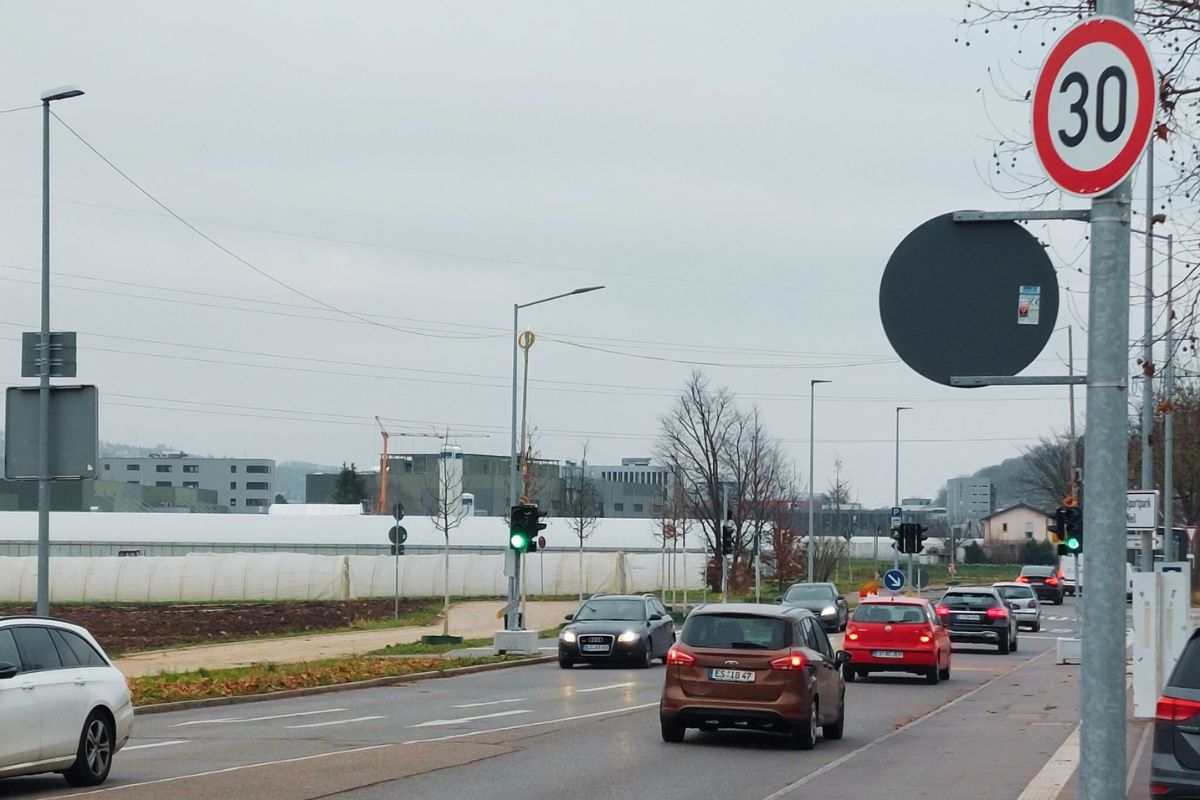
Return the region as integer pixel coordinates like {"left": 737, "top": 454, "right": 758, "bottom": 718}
{"left": 1017, "top": 565, "right": 1065, "bottom": 605}
{"left": 936, "top": 587, "right": 1019, "bottom": 654}
{"left": 659, "top": 603, "right": 849, "bottom": 749}
{"left": 1151, "top": 627, "right": 1200, "bottom": 797}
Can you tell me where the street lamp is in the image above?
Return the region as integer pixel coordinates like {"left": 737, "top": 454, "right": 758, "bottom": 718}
{"left": 807, "top": 379, "right": 831, "bottom": 583}
{"left": 894, "top": 406, "right": 912, "bottom": 572}
{"left": 36, "top": 85, "right": 85, "bottom": 618}
{"left": 504, "top": 285, "right": 604, "bottom": 630}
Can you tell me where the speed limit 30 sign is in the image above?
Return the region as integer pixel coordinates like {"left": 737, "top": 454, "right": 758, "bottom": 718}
{"left": 1032, "top": 16, "right": 1155, "bottom": 197}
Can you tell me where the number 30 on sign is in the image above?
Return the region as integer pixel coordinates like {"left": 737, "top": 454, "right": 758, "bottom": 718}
{"left": 1032, "top": 16, "right": 1155, "bottom": 197}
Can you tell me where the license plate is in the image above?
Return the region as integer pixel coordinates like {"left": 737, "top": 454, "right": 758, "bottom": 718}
{"left": 871, "top": 650, "right": 904, "bottom": 659}
{"left": 708, "top": 668, "right": 755, "bottom": 683}
{"left": 582, "top": 644, "right": 608, "bottom": 652}
{"left": 957, "top": 614, "right": 981, "bottom": 622}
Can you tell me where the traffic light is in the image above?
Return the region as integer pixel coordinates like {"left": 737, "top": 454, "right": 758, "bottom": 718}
{"left": 1048, "top": 506, "right": 1069, "bottom": 544}
{"left": 720, "top": 521, "right": 734, "bottom": 556}
{"left": 912, "top": 523, "right": 929, "bottom": 554}
{"left": 891, "top": 525, "right": 906, "bottom": 554}
{"left": 509, "top": 503, "right": 547, "bottom": 553}
{"left": 1062, "top": 506, "right": 1082, "bottom": 555}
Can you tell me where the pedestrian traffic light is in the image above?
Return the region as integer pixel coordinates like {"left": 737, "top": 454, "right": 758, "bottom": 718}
{"left": 720, "top": 521, "right": 734, "bottom": 556}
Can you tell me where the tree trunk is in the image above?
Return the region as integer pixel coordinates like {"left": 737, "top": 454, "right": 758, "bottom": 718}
{"left": 443, "top": 532, "right": 450, "bottom": 637}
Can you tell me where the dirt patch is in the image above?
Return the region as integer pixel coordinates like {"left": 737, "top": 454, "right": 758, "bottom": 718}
{"left": 0, "top": 599, "right": 437, "bottom": 655}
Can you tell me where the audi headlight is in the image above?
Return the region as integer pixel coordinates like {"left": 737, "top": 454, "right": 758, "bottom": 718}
{"left": 618, "top": 630, "right": 640, "bottom": 643}
{"left": 821, "top": 606, "right": 837, "bottom": 616}
{"left": 560, "top": 629, "right": 577, "bottom": 643}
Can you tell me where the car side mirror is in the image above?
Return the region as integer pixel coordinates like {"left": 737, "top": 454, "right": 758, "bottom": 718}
{"left": 0, "top": 661, "right": 18, "bottom": 680}
{"left": 564, "top": 613, "right": 574, "bottom": 621}
{"left": 649, "top": 613, "right": 664, "bottom": 621}
{"left": 835, "top": 650, "right": 852, "bottom": 665}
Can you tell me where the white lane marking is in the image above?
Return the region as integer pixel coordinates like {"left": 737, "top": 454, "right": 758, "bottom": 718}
{"left": 757, "top": 648, "right": 1056, "bottom": 800}
{"left": 171, "top": 708, "right": 346, "bottom": 727}
{"left": 409, "top": 709, "right": 531, "bottom": 728}
{"left": 1126, "top": 723, "right": 1154, "bottom": 794}
{"left": 120, "top": 740, "right": 189, "bottom": 752}
{"left": 406, "top": 702, "right": 659, "bottom": 744}
{"left": 286, "top": 715, "right": 385, "bottom": 730}
{"left": 577, "top": 682, "right": 634, "bottom": 693}
{"left": 453, "top": 698, "right": 525, "bottom": 709}
{"left": 1016, "top": 726, "right": 1080, "bottom": 800}
{"left": 50, "top": 744, "right": 391, "bottom": 798}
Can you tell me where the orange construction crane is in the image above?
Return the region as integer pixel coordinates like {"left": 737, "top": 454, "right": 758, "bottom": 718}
{"left": 374, "top": 416, "right": 390, "bottom": 515}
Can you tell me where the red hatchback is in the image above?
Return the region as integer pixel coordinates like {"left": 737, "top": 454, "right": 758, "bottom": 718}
{"left": 842, "top": 597, "right": 951, "bottom": 685}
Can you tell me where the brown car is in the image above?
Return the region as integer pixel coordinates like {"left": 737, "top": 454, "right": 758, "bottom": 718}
{"left": 659, "top": 603, "right": 849, "bottom": 749}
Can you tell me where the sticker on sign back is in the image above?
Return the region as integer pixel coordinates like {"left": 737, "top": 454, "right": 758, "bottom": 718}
{"left": 1018, "top": 285, "right": 1041, "bottom": 325}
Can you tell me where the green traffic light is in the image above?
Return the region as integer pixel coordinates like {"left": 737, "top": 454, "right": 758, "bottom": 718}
{"left": 510, "top": 532, "right": 528, "bottom": 550}
{"left": 1065, "top": 536, "right": 1081, "bottom": 552}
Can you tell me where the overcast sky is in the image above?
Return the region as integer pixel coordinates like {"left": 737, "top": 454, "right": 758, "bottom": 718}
{"left": 0, "top": 1, "right": 1147, "bottom": 507}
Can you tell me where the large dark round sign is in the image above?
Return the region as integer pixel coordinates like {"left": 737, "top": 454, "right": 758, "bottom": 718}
{"left": 879, "top": 213, "right": 1059, "bottom": 387}
{"left": 388, "top": 525, "right": 408, "bottom": 545}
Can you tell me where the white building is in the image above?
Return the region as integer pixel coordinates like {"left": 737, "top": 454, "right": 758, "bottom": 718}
{"left": 99, "top": 453, "right": 275, "bottom": 514}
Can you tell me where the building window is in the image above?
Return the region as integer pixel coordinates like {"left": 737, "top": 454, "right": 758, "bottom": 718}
{"left": 183, "top": 465, "right": 199, "bottom": 474}
{"left": 246, "top": 482, "right": 269, "bottom": 491}
{"left": 1026, "top": 530, "right": 1034, "bottom": 540}
{"left": 183, "top": 481, "right": 199, "bottom": 489}
{"left": 246, "top": 465, "right": 269, "bottom": 474}
{"left": 104, "top": 464, "right": 110, "bottom": 471}
{"left": 230, "top": 482, "right": 237, "bottom": 490}
{"left": 246, "top": 498, "right": 268, "bottom": 507}
{"left": 229, "top": 498, "right": 237, "bottom": 507}
{"left": 633, "top": 503, "right": 644, "bottom": 513}
{"left": 156, "top": 464, "right": 172, "bottom": 473}
{"left": 155, "top": 481, "right": 172, "bottom": 487}
{"left": 126, "top": 480, "right": 138, "bottom": 485}
{"left": 1002, "top": 523, "right": 1008, "bottom": 532}
{"left": 126, "top": 464, "right": 140, "bottom": 471}
{"left": 230, "top": 465, "right": 237, "bottom": 474}
{"left": 614, "top": 503, "right": 625, "bottom": 512}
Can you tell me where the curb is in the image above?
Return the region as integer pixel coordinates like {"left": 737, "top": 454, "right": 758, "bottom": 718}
{"left": 133, "top": 655, "right": 556, "bottom": 716}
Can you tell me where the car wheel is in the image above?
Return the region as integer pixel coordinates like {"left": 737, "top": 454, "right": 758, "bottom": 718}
{"left": 661, "top": 716, "right": 686, "bottom": 743}
{"left": 63, "top": 712, "right": 114, "bottom": 787}
{"left": 558, "top": 657, "right": 573, "bottom": 669}
{"left": 792, "top": 699, "right": 818, "bottom": 750}
{"left": 997, "top": 632, "right": 1009, "bottom": 654}
{"left": 1032, "top": 622, "right": 1041, "bottom": 633}
{"left": 1010, "top": 634, "right": 1019, "bottom": 653}
{"left": 939, "top": 663, "right": 950, "bottom": 681}
{"left": 638, "top": 641, "right": 653, "bottom": 669}
{"left": 925, "top": 665, "right": 940, "bottom": 685}
{"left": 842, "top": 662, "right": 856, "bottom": 683}
{"left": 823, "top": 694, "right": 845, "bottom": 741}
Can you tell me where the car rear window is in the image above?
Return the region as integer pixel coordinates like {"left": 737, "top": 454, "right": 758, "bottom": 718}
{"left": 853, "top": 604, "right": 927, "bottom": 624}
{"left": 996, "top": 585, "right": 1036, "bottom": 600}
{"left": 682, "top": 614, "right": 790, "bottom": 650}
{"left": 941, "top": 593, "right": 998, "bottom": 610}
{"left": 1169, "top": 636, "right": 1200, "bottom": 690}
{"left": 1020, "top": 566, "right": 1055, "bottom": 577}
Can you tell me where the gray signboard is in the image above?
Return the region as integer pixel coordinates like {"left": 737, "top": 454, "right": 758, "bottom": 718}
{"left": 20, "top": 331, "right": 77, "bottom": 379}
{"left": 4, "top": 385, "right": 99, "bottom": 480}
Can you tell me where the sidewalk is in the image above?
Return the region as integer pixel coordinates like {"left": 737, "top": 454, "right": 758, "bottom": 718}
{"left": 114, "top": 600, "right": 577, "bottom": 677}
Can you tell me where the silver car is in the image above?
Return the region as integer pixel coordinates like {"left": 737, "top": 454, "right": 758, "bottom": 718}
{"left": 992, "top": 582, "right": 1041, "bottom": 632}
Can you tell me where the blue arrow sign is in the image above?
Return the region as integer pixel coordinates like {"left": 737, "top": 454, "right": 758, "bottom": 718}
{"left": 883, "top": 569, "right": 906, "bottom": 592}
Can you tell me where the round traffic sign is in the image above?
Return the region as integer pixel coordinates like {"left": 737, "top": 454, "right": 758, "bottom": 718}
{"left": 1032, "top": 16, "right": 1155, "bottom": 197}
{"left": 388, "top": 525, "right": 408, "bottom": 545}
{"left": 537, "top": 535, "right": 546, "bottom": 550}
{"left": 883, "top": 569, "right": 906, "bottom": 592}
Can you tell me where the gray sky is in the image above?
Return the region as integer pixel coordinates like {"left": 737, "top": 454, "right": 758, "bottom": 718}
{"left": 0, "top": 1, "right": 1112, "bottom": 507}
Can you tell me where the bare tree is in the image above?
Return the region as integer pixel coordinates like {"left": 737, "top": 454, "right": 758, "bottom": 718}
{"left": 826, "top": 456, "right": 854, "bottom": 582}
{"left": 423, "top": 443, "right": 468, "bottom": 637}
{"left": 560, "top": 443, "right": 604, "bottom": 602}
{"left": 655, "top": 478, "right": 695, "bottom": 607}
{"left": 1017, "top": 434, "right": 1075, "bottom": 509}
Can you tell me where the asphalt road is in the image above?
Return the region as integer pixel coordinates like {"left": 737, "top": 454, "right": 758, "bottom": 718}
{"left": 5, "top": 600, "right": 1092, "bottom": 800}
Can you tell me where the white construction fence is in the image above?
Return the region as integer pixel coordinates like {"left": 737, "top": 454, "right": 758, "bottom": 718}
{"left": 0, "top": 551, "right": 705, "bottom": 604}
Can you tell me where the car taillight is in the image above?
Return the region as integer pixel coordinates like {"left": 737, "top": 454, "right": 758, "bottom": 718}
{"left": 1016, "top": 576, "right": 1030, "bottom": 583}
{"left": 769, "top": 651, "right": 808, "bottom": 671}
{"left": 666, "top": 646, "right": 695, "bottom": 666}
{"left": 1151, "top": 783, "right": 1171, "bottom": 795}
{"left": 935, "top": 605, "right": 949, "bottom": 616}
{"left": 1045, "top": 577, "right": 1059, "bottom": 586}
{"left": 846, "top": 627, "right": 859, "bottom": 641}
{"left": 986, "top": 607, "right": 1009, "bottom": 619}
{"left": 1156, "top": 696, "right": 1200, "bottom": 723}
{"left": 918, "top": 632, "right": 932, "bottom": 643}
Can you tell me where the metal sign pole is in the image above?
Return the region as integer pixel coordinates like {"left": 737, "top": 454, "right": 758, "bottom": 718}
{"left": 1141, "top": 133, "right": 1156, "bottom": 573}
{"left": 394, "top": 543, "right": 400, "bottom": 621}
{"left": 1081, "top": 7, "right": 1135, "bottom": 797}
{"left": 36, "top": 99, "right": 52, "bottom": 618}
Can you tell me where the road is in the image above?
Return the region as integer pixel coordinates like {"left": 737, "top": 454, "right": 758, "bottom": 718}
{"left": 6, "top": 600, "right": 1096, "bottom": 800}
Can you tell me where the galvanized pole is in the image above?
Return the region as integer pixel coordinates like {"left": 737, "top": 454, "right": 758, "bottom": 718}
{"left": 1164, "top": 235, "right": 1175, "bottom": 561}
{"left": 506, "top": 304, "right": 520, "bottom": 630}
{"left": 1141, "top": 133, "right": 1156, "bottom": 572}
{"left": 808, "top": 380, "right": 829, "bottom": 583}
{"left": 1080, "top": 4, "right": 1134, "bottom": 796}
{"left": 1069, "top": 326, "right": 1082, "bottom": 598}
{"left": 720, "top": 485, "right": 729, "bottom": 602}
{"left": 36, "top": 99, "right": 51, "bottom": 618}
{"left": 894, "top": 407, "right": 911, "bottom": 571}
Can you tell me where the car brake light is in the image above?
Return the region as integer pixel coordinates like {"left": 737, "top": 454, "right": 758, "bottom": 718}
{"left": 769, "top": 651, "right": 808, "bottom": 671}
{"left": 1045, "top": 577, "right": 1059, "bottom": 586}
{"left": 1151, "top": 783, "right": 1171, "bottom": 795}
{"left": 846, "top": 627, "right": 859, "bottom": 641}
{"left": 986, "top": 607, "right": 1009, "bottom": 619}
{"left": 919, "top": 633, "right": 932, "bottom": 643}
{"left": 666, "top": 646, "right": 695, "bottom": 666}
{"left": 1156, "top": 696, "right": 1200, "bottom": 723}
{"left": 1016, "top": 576, "right": 1029, "bottom": 583}
{"left": 935, "top": 605, "right": 949, "bottom": 616}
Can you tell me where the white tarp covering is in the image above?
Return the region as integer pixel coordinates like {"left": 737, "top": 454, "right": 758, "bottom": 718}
{"left": 0, "top": 550, "right": 704, "bottom": 603}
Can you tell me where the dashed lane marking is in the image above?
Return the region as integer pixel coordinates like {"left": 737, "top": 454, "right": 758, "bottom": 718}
{"left": 122, "top": 740, "right": 189, "bottom": 752}
{"left": 171, "top": 708, "right": 347, "bottom": 727}
{"left": 286, "top": 715, "right": 386, "bottom": 730}
{"left": 409, "top": 710, "right": 531, "bottom": 728}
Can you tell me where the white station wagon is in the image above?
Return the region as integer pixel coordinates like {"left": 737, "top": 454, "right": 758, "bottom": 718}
{"left": 0, "top": 617, "right": 134, "bottom": 786}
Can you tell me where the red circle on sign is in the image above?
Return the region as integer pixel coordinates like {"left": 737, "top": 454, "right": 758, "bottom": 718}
{"left": 1032, "top": 16, "right": 1155, "bottom": 197}
{"left": 537, "top": 535, "right": 546, "bottom": 548}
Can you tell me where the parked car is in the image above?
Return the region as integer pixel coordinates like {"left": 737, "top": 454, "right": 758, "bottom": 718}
{"left": 558, "top": 594, "right": 675, "bottom": 668}
{"left": 780, "top": 582, "right": 849, "bottom": 632}
{"left": 993, "top": 582, "right": 1041, "bottom": 632}
{"left": 936, "top": 587, "right": 1020, "bottom": 654}
{"left": 1151, "top": 626, "right": 1200, "bottom": 797}
{"left": 841, "top": 596, "right": 951, "bottom": 684}
{"left": 659, "top": 603, "right": 848, "bottom": 749}
{"left": 1016, "top": 565, "right": 1065, "bottom": 605}
{"left": 0, "top": 616, "right": 134, "bottom": 786}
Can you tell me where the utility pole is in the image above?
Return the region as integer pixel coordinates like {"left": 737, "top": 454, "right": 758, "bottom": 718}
{"left": 1080, "top": 5, "right": 1135, "bottom": 798}
{"left": 1140, "top": 132, "right": 1156, "bottom": 572}
{"left": 1164, "top": 235, "right": 1175, "bottom": 561}
{"left": 1069, "top": 326, "right": 1082, "bottom": 597}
